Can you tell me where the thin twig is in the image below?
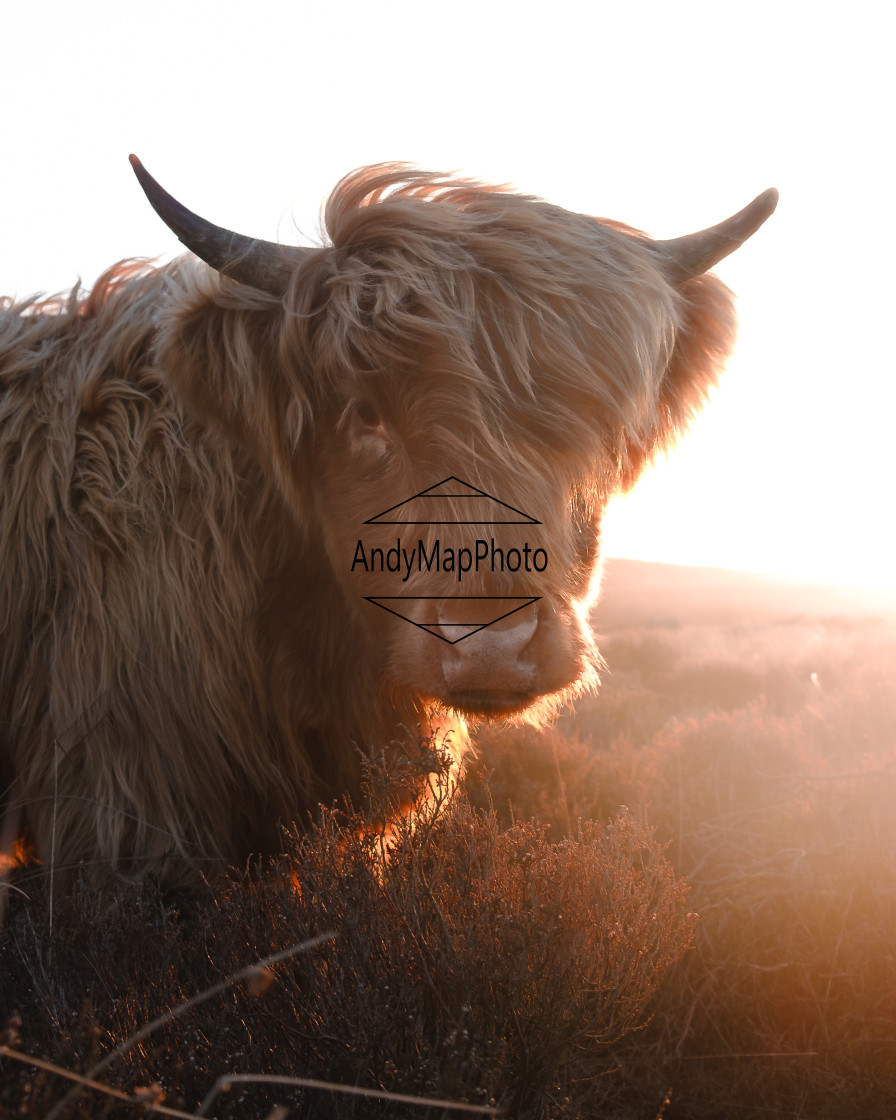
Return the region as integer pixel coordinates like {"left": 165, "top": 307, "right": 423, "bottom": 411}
{"left": 677, "top": 1050, "right": 818, "bottom": 1060}
{"left": 49, "top": 740, "right": 58, "bottom": 936}
{"left": 45, "top": 931, "right": 337, "bottom": 1120}
{"left": 91, "top": 931, "right": 337, "bottom": 1079}
{"left": 0, "top": 1045, "right": 197, "bottom": 1118}
{"left": 197, "top": 1071, "right": 499, "bottom": 1116}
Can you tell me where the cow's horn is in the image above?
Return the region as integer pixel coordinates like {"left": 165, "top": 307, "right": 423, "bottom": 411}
{"left": 129, "top": 155, "right": 310, "bottom": 296}
{"left": 650, "top": 188, "right": 779, "bottom": 283}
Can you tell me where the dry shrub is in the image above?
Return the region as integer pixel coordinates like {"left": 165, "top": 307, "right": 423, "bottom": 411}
{"left": 473, "top": 616, "right": 896, "bottom": 1119}
{"left": 0, "top": 751, "right": 695, "bottom": 1120}
{"left": 283, "top": 769, "right": 696, "bottom": 1117}
{"left": 627, "top": 703, "right": 896, "bottom": 1120}
{"left": 7, "top": 605, "right": 892, "bottom": 1119}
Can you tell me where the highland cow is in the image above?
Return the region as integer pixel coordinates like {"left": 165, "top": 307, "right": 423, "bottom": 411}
{"left": 0, "top": 158, "right": 776, "bottom": 887}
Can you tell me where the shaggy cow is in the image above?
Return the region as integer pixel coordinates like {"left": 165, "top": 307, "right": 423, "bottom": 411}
{"left": 0, "top": 158, "right": 776, "bottom": 886}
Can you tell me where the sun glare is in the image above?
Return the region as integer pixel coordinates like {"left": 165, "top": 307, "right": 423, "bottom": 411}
{"left": 602, "top": 443, "right": 896, "bottom": 602}
{"left": 600, "top": 259, "right": 896, "bottom": 603}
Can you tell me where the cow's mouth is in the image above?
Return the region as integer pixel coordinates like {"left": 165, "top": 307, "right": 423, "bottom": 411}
{"left": 448, "top": 690, "right": 535, "bottom": 717}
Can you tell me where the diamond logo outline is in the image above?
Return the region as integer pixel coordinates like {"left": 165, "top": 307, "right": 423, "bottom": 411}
{"left": 363, "top": 595, "right": 541, "bottom": 644}
{"left": 363, "top": 475, "right": 541, "bottom": 526}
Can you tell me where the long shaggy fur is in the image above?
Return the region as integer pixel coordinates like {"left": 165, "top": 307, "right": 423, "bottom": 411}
{"left": 0, "top": 165, "right": 737, "bottom": 886}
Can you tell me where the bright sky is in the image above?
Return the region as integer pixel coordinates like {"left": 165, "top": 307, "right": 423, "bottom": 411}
{"left": 2, "top": 0, "right": 893, "bottom": 593}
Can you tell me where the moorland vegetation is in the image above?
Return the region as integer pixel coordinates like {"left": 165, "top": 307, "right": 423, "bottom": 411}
{"left": 2, "top": 561, "right": 894, "bottom": 1118}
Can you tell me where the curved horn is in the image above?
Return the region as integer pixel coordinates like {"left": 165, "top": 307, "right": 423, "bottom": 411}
{"left": 650, "top": 188, "right": 779, "bottom": 283}
{"left": 129, "top": 155, "right": 310, "bottom": 296}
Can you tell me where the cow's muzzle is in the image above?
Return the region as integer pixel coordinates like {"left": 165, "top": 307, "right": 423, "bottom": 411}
{"left": 437, "top": 599, "right": 538, "bottom": 716}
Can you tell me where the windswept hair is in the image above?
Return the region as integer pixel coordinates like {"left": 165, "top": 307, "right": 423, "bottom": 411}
{"left": 161, "top": 164, "right": 736, "bottom": 501}
{"left": 304, "top": 165, "right": 735, "bottom": 482}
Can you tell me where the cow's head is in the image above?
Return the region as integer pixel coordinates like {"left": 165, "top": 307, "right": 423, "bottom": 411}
{"left": 135, "top": 157, "right": 775, "bottom": 724}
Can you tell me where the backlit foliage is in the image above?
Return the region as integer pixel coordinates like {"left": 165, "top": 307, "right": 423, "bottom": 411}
{"left": 3, "top": 568, "right": 894, "bottom": 1118}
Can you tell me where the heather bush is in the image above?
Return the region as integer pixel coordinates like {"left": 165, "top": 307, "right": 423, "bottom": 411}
{"left": 472, "top": 613, "right": 896, "bottom": 1119}
{"left": 0, "top": 753, "right": 695, "bottom": 1119}
{"left": 5, "top": 586, "right": 894, "bottom": 1120}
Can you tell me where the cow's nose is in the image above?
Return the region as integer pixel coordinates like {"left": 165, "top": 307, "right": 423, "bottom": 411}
{"left": 435, "top": 597, "right": 538, "bottom": 652}
{"left": 437, "top": 599, "right": 538, "bottom": 713}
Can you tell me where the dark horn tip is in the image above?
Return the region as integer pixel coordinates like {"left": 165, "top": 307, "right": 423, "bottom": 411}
{"left": 126, "top": 152, "right": 305, "bottom": 298}
{"left": 128, "top": 154, "right": 148, "bottom": 182}
{"left": 128, "top": 154, "right": 167, "bottom": 210}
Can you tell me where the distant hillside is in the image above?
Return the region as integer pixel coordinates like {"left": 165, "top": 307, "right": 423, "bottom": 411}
{"left": 593, "top": 557, "right": 896, "bottom": 630}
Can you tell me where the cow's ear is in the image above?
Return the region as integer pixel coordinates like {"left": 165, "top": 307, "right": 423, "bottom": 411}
{"left": 620, "top": 271, "right": 738, "bottom": 489}
{"left": 157, "top": 275, "right": 312, "bottom": 493}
